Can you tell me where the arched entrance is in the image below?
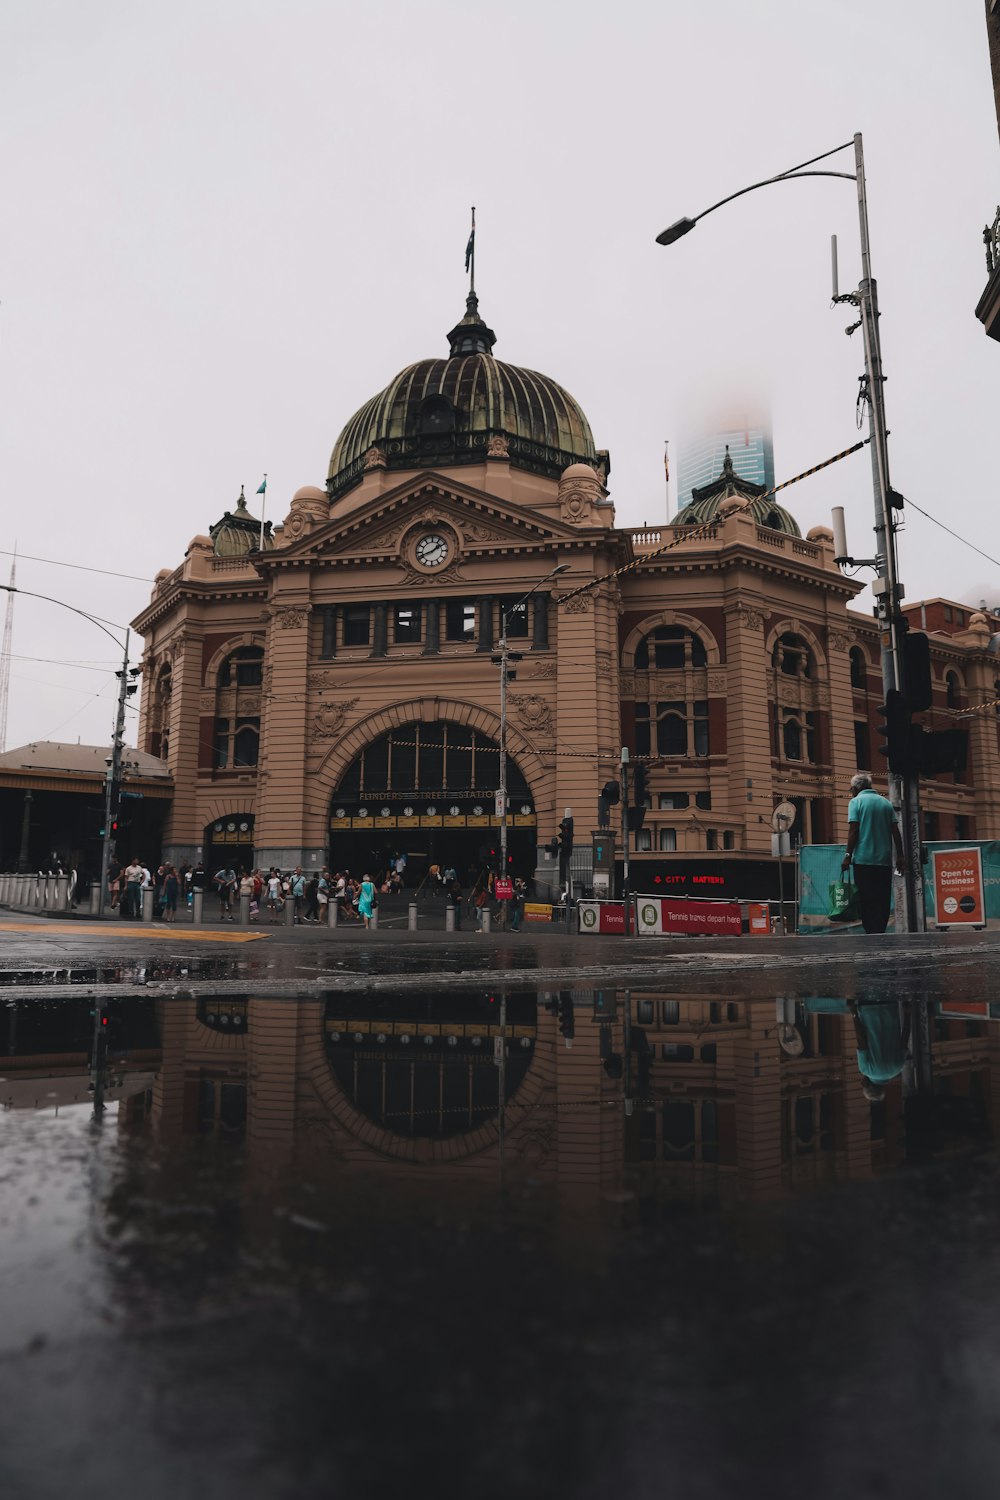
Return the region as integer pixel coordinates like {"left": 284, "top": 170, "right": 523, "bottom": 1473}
{"left": 328, "top": 720, "right": 536, "bottom": 885}
{"left": 204, "top": 814, "right": 255, "bottom": 876}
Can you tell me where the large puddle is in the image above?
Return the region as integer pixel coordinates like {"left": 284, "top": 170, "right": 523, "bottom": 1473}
{"left": 4, "top": 973, "right": 1000, "bottom": 1496}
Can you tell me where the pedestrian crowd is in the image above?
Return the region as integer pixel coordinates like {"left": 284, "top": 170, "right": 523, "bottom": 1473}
{"left": 104, "top": 853, "right": 530, "bottom": 931}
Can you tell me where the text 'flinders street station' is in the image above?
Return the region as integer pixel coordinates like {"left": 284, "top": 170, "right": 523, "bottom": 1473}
{"left": 132, "top": 294, "right": 999, "bottom": 898}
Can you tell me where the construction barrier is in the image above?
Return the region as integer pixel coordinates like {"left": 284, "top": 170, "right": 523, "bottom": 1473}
{"left": 577, "top": 900, "right": 626, "bottom": 934}
{"left": 636, "top": 894, "right": 742, "bottom": 937}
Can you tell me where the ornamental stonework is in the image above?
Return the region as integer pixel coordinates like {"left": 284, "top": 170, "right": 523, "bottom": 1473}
{"left": 311, "top": 698, "right": 360, "bottom": 740}
{"left": 528, "top": 661, "right": 557, "bottom": 680}
{"left": 363, "top": 445, "right": 388, "bottom": 470}
{"left": 828, "top": 630, "right": 851, "bottom": 652}
{"left": 707, "top": 672, "right": 727, "bottom": 693}
{"left": 596, "top": 651, "right": 613, "bottom": 680}
{"left": 562, "top": 593, "right": 592, "bottom": 614}
{"left": 509, "top": 694, "right": 555, "bottom": 737}
{"left": 736, "top": 605, "right": 763, "bottom": 631}
{"left": 274, "top": 606, "right": 308, "bottom": 629}
{"left": 309, "top": 670, "right": 339, "bottom": 691}
{"left": 463, "top": 523, "right": 507, "bottom": 544}
{"left": 486, "top": 434, "right": 510, "bottom": 459}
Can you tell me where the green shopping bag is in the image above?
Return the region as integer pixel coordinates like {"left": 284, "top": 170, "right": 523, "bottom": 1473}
{"left": 828, "top": 871, "right": 861, "bottom": 923}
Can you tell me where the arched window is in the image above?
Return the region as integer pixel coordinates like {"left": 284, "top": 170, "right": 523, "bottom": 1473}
{"left": 213, "top": 643, "right": 264, "bottom": 770}
{"left": 218, "top": 645, "right": 263, "bottom": 688}
{"left": 151, "top": 661, "right": 172, "bottom": 760}
{"left": 764, "top": 510, "right": 783, "bottom": 531}
{"left": 772, "top": 632, "right": 813, "bottom": 679}
{"left": 634, "top": 624, "right": 707, "bottom": 671}
{"left": 850, "top": 647, "right": 867, "bottom": 689}
{"left": 945, "top": 671, "right": 961, "bottom": 709}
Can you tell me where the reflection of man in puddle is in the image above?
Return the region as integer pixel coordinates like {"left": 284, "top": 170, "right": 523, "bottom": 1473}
{"left": 802, "top": 998, "right": 910, "bottom": 1099}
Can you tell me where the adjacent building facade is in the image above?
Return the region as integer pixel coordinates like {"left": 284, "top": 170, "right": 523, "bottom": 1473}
{"left": 132, "top": 293, "right": 1000, "bottom": 900}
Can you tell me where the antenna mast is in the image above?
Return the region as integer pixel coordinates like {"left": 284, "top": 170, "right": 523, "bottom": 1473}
{"left": 0, "top": 547, "right": 15, "bottom": 752}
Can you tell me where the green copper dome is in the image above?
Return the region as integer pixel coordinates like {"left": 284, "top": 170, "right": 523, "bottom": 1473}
{"left": 673, "top": 447, "right": 799, "bottom": 536}
{"left": 327, "top": 294, "right": 604, "bottom": 501}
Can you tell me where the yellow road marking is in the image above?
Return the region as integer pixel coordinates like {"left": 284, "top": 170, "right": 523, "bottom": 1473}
{"left": 0, "top": 922, "right": 268, "bottom": 943}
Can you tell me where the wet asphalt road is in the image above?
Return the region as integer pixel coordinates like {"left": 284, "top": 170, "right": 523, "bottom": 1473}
{"left": 3, "top": 912, "right": 1000, "bottom": 1498}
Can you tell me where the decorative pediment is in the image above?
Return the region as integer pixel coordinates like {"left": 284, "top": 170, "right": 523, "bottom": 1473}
{"left": 259, "top": 471, "right": 595, "bottom": 571}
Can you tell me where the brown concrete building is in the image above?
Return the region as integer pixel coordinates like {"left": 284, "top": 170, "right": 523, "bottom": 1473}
{"left": 132, "top": 294, "right": 1000, "bottom": 898}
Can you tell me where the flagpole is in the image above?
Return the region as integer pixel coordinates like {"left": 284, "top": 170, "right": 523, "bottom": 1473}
{"left": 663, "top": 440, "right": 670, "bottom": 517}
{"left": 258, "top": 473, "right": 267, "bottom": 551}
{"left": 469, "top": 206, "right": 476, "bottom": 296}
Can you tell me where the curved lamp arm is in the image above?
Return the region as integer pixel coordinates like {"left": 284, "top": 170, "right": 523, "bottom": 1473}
{"left": 656, "top": 138, "right": 857, "bottom": 245}
{"left": 0, "top": 583, "right": 128, "bottom": 652}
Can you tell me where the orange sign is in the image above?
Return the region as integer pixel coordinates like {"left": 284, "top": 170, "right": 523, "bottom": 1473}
{"left": 931, "top": 846, "right": 986, "bottom": 927}
{"left": 747, "top": 902, "right": 771, "bottom": 935}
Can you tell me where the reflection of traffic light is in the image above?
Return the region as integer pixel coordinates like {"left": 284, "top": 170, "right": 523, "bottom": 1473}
{"left": 557, "top": 992, "right": 575, "bottom": 1047}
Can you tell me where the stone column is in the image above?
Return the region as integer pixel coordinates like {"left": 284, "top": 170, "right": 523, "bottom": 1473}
{"left": 422, "top": 600, "right": 440, "bottom": 655}
{"left": 532, "top": 593, "right": 550, "bottom": 651}
{"left": 476, "top": 598, "right": 494, "bottom": 653}
{"left": 371, "top": 603, "right": 387, "bottom": 658}
{"left": 255, "top": 600, "right": 321, "bottom": 869}
{"left": 722, "top": 597, "right": 774, "bottom": 856}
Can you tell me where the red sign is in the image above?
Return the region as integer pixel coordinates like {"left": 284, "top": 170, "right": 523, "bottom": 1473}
{"left": 578, "top": 901, "right": 625, "bottom": 934}
{"left": 637, "top": 896, "right": 742, "bottom": 936}
{"left": 931, "top": 846, "right": 985, "bottom": 928}
{"left": 493, "top": 878, "right": 514, "bottom": 900}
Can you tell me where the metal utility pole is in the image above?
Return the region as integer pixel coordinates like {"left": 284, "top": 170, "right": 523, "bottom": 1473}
{"left": 620, "top": 747, "right": 631, "bottom": 936}
{"left": 656, "top": 132, "right": 923, "bottom": 931}
{"left": 98, "top": 630, "right": 133, "bottom": 913}
{"left": 493, "top": 563, "right": 569, "bottom": 908}
{"left": 0, "top": 549, "right": 16, "bottom": 753}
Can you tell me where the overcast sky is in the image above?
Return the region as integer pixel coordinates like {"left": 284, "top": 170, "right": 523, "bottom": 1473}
{"left": 1, "top": 0, "right": 997, "bottom": 751}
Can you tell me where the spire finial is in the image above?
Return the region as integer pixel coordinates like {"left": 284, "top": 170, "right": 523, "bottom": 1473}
{"left": 722, "top": 445, "right": 735, "bottom": 478}
{"left": 236, "top": 485, "right": 248, "bottom": 512}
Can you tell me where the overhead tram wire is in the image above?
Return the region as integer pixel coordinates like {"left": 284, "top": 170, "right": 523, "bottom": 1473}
{"left": 0, "top": 548, "right": 155, "bottom": 584}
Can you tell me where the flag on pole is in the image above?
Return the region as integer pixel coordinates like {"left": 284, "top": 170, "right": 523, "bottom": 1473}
{"left": 663, "top": 440, "right": 670, "bottom": 483}
{"left": 465, "top": 207, "right": 476, "bottom": 272}
{"left": 256, "top": 477, "right": 267, "bottom": 495}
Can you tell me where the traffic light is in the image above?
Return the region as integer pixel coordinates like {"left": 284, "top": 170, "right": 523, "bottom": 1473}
{"left": 903, "top": 630, "right": 933, "bottom": 714}
{"left": 598, "top": 780, "right": 620, "bottom": 829}
{"left": 544, "top": 837, "right": 561, "bottom": 857}
{"left": 875, "top": 689, "right": 918, "bottom": 775}
{"left": 559, "top": 815, "right": 574, "bottom": 855}
{"left": 919, "top": 728, "right": 969, "bottom": 780}
{"left": 627, "top": 762, "right": 648, "bottom": 832}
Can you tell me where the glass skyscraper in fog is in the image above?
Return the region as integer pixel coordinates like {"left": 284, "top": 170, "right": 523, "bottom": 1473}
{"left": 676, "top": 419, "right": 775, "bottom": 513}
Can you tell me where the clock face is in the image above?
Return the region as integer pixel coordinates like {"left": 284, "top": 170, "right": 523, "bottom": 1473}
{"left": 415, "top": 533, "right": 449, "bottom": 568}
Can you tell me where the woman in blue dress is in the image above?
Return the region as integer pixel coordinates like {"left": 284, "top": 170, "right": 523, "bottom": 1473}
{"left": 357, "top": 873, "right": 376, "bottom": 929}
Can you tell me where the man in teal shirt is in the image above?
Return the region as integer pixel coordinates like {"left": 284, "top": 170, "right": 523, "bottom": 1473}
{"left": 841, "top": 773, "right": 904, "bottom": 934}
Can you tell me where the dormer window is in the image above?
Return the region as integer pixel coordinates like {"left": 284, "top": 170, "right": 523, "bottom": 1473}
{"left": 418, "top": 395, "right": 455, "bottom": 435}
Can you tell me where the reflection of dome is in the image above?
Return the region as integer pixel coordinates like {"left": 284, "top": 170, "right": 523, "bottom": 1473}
{"left": 674, "top": 446, "right": 800, "bottom": 537}
{"left": 209, "top": 487, "right": 274, "bottom": 557}
{"left": 327, "top": 294, "right": 603, "bottom": 500}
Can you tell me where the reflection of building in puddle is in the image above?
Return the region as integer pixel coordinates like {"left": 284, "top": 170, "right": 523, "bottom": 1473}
{"left": 627, "top": 990, "right": 1000, "bottom": 1206}
{"left": 144, "top": 992, "right": 626, "bottom": 1203}
{"left": 0, "top": 992, "right": 160, "bottom": 1113}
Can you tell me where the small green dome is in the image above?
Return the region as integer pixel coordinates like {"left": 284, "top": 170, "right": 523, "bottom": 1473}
{"left": 209, "top": 488, "right": 274, "bottom": 557}
{"left": 327, "top": 294, "right": 604, "bottom": 500}
{"left": 673, "top": 447, "right": 799, "bottom": 537}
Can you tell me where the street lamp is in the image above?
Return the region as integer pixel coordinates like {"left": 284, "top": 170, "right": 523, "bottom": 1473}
{"left": 656, "top": 133, "right": 921, "bottom": 932}
{"left": 0, "top": 584, "right": 137, "bottom": 910}
{"left": 493, "top": 563, "right": 570, "bottom": 902}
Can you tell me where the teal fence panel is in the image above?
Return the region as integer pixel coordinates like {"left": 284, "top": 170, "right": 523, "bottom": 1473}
{"left": 798, "top": 841, "right": 1000, "bottom": 931}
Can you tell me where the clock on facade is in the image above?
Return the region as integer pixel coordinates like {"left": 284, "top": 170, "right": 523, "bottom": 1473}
{"left": 414, "top": 533, "right": 450, "bottom": 568}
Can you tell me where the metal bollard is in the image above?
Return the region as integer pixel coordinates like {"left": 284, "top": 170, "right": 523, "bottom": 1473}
{"left": 328, "top": 897, "right": 338, "bottom": 928}
{"left": 142, "top": 888, "right": 154, "bottom": 922}
{"left": 90, "top": 882, "right": 102, "bottom": 916}
{"left": 191, "top": 889, "right": 203, "bottom": 924}
{"left": 408, "top": 902, "right": 418, "bottom": 931}
{"left": 370, "top": 906, "right": 379, "bottom": 930}
{"left": 285, "top": 896, "right": 296, "bottom": 926}
{"left": 481, "top": 907, "right": 491, "bottom": 934}
{"left": 239, "top": 892, "right": 251, "bottom": 926}
{"left": 445, "top": 902, "right": 456, "bottom": 933}
{"left": 56, "top": 874, "right": 70, "bottom": 911}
